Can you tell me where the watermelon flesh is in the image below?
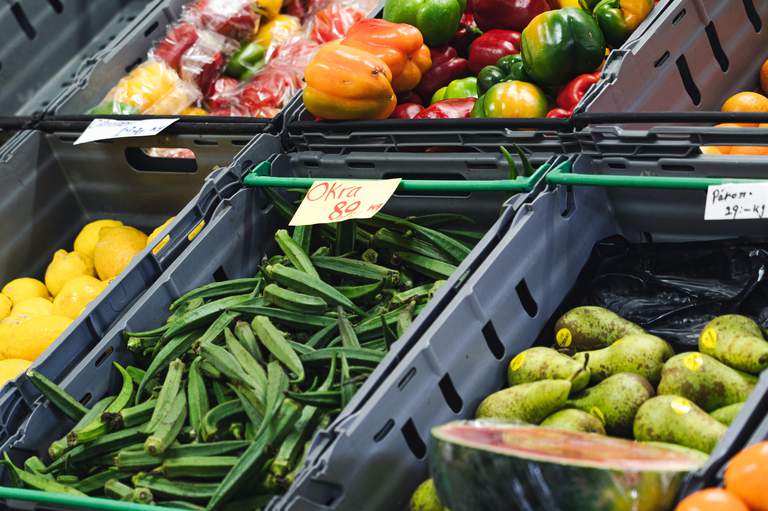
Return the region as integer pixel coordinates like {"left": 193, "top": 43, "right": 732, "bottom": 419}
{"left": 431, "top": 421, "right": 707, "bottom": 511}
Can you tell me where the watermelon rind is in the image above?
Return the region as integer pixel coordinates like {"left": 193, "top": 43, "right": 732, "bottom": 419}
{"left": 430, "top": 420, "right": 706, "bottom": 511}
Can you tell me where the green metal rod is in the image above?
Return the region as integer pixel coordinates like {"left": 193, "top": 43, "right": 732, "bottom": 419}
{"left": 546, "top": 162, "right": 764, "bottom": 190}
{"left": 243, "top": 175, "right": 529, "bottom": 192}
{"left": 0, "top": 487, "right": 158, "bottom": 511}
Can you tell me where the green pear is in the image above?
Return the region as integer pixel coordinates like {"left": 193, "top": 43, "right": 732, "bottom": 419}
{"left": 540, "top": 408, "right": 606, "bottom": 435}
{"left": 657, "top": 352, "right": 754, "bottom": 412}
{"left": 573, "top": 333, "right": 674, "bottom": 385}
{"left": 507, "top": 347, "right": 590, "bottom": 392}
{"left": 710, "top": 402, "right": 744, "bottom": 426}
{"left": 634, "top": 395, "right": 727, "bottom": 454}
{"left": 475, "top": 380, "right": 571, "bottom": 424}
{"left": 567, "top": 372, "right": 654, "bottom": 437}
{"left": 410, "top": 479, "right": 446, "bottom": 511}
{"left": 554, "top": 306, "right": 644, "bottom": 351}
{"left": 699, "top": 315, "right": 768, "bottom": 374}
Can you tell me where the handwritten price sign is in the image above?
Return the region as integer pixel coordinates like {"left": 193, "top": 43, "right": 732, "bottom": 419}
{"left": 705, "top": 183, "right": 768, "bottom": 221}
{"left": 289, "top": 179, "right": 401, "bottom": 226}
{"left": 74, "top": 118, "right": 179, "bottom": 145}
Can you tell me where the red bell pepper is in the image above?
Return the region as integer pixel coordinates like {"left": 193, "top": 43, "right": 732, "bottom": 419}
{"left": 391, "top": 103, "right": 426, "bottom": 119}
{"left": 452, "top": 13, "right": 483, "bottom": 57}
{"left": 555, "top": 72, "right": 601, "bottom": 111}
{"left": 468, "top": 30, "right": 521, "bottom": 74}
{"left": 415, "top": 46, "right": 470, "bottom": 104}
{"left": 187, "top": 0, "right": 257, "bottom": 41}
{"left": 413, "top": 98, "right": 476, "bottom": 119}
{"left": 546, "top": 107, "right": 572, "bottom": 119}
{"left": 154, "top": 23, "right": 199, "bottom": 70}
{"left": 473, "top": 0, "right": 552, "bottom": 32}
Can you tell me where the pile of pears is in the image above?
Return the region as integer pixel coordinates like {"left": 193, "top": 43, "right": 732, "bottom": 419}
{"left": 475, "top": 306, "right": 768, "bottom": 455}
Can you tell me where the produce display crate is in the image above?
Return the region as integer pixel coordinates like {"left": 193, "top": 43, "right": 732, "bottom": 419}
{"left": 580, "top": 0, "right": 768, "bottom": 115}
{"left": 280, "top": 0, "right": 670, "bottom": 155}
{"left": 0, "top": 0, "right": 163, "bottom": 117}
{"left": 0, "top": 148, "right": 556, "bottom": 511}
{"left": 0, "top": 128, "right": 283, "bottom": 447}
{"left": 263, "top": 157, "right": 768, "bottom": 511}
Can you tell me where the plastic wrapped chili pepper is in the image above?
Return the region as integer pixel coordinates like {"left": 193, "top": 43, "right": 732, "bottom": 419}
{"left": 184, "top": 0, "right": 259, "bottom": 41}
{"left": 308, "top": 3, "right": 368, "bottom": 43}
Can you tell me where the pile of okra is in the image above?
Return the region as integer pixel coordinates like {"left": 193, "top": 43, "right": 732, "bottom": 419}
{"left": 5, "top": 190, "right": 482, "bottom": 510}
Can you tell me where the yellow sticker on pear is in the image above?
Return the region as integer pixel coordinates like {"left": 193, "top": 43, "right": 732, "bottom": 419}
{"left": 701, "top": 327, "right": 717, "bottom": 351}
{"left": 589, "top": 406, "right": 606, "bottom": 425}
{"left": 683, "top": 352, "right": 704, "bottom": 372}
{"left": 510, "top": 352, "right": 527, "bottom": 371}
{"left": 670, "top": 397, "right": 692, "bottom": 416}
{"left": 556, "top": 328, "right": 572, "bottom": 348}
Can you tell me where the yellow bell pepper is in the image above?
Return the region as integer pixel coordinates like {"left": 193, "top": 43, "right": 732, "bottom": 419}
{"left": 254, "top": 15, "right": 300, "bottom": 49}
{"left": 254, "top": 0, "right": 282, "bottom": 19}
{"left": 108, "top": 61, "right": 200, "bottom": 114}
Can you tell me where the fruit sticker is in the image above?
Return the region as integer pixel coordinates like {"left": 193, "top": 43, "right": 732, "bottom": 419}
{"left": 701, "top": 327, "right": 718, "bottom": 351}
{"left": 510, "top": 352, "right": 527, "bottom": 371}
{"left": 556, "top": 328, "right": 572, "bottom": 348}
{"left": 683, "top": 353, "right": 704, "bottom": 372}
{"left": 671, "top": 397, "right": 692, "bottom": 416}
{"left": 589, "top": 406, "right": 606, "bottom": 425}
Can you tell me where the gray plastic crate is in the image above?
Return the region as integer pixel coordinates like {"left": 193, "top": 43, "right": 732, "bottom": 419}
{"left": 0, "top": 0, "right": 164, "bottom": 117}
{"left": 582, "top": 0, "right": 768, "bottom": 114}
{"left": 0, "top": 149, "right": 551, "bottom": 511}
{"left": 273, "top": 177, "right": 768, "bottom": 511}
{"left": 0, "top": 128, "right": 282, "bottom": 433}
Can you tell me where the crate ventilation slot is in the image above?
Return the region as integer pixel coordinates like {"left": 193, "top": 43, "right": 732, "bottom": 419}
{"left": 705, "top": 23, "right": 729, "bottom": 72}
{"left": 144, "top": 21, "right": 159, "bottom": 38}
{"left": 94, "top": 346, "right": 114, "bottom": 367}
{"left": 401, "top": 419, "right": 427, "bottom": 459}
{"left": 482, "top": 320, "right": 504, "bottom": 360}
{"left": 675, "top": 55, "right": 701, "bottom": 106}
{"left": 516, "top": 279, "right": 538, "bottom": 318}
{"left": 11, "top": 3, "right": 36, "bottom": 39}
{"left": 743, "top": 0, "right": 762, "bottom": 32}
{"left": 47, "top": 0, "right": 63, "bottom": 13}
{"left": 213, "top": 266, "right": 229, "bottom": 282}
{"left": 439, "top": 374, "right": 463, "bottom": 413}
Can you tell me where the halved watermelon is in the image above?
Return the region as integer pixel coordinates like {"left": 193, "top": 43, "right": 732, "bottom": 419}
{"left": 430, "top": 421, "right": 708, "bottom": 511}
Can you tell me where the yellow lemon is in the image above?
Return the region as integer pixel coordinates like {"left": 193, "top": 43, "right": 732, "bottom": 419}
{"left": 52, "top": 276, "right": 108, "bottom": 320}
{"left": 73, "top": 219, "right": 123, "bottom": 259}
{"left": 0, "top": 294, "right": 11, "bottom": 320}
{"left": 0, "top": 315, "right": 72, "bottom": 361}
{"left": 0, "top": 359, "right": 31, "bottom": 387}
{"left": 44, "top": 249, "right": 96, "bottom": 297}
{"left": 1, "top": 278, "right": 50, "bottom": 305}
{"left": 147, "top": 217, "right": 175, "bottom": 246}
{"left": 93, "top": 226, "right": 148, "bottom": 281}
{"left": 11, "top": 297, "right": 54, "bottom": 318}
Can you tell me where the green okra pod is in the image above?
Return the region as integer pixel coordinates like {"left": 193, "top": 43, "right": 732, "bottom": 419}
{"left": 145, "top": 395, "right": 187, "bottom": 455}
{"left": 26, "top": 370, "right": 87, "bottom": 422}
{"left": 144, "top": 359, "right": 185, "bottom": 434}
{"left": 252, "top": 316, "right": 305, "bottom": 382}
{"left": 275, "top": 229, "right": 320, "bottom": 278}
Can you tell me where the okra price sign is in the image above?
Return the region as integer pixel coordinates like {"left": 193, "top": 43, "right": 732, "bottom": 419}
{"left": 290, "top": 178, "right": 402, "bottom": 226}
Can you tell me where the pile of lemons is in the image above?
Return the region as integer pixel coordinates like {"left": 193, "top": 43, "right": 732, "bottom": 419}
{"left": 0, "top": 217, "right": 173, "bottom": 387}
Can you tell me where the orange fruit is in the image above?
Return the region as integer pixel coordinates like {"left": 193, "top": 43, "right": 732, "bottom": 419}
{"left": 722, "top": 91, "right": 768, "bottom": 113}
{"left": 729, "top": 145, "right": 768, "bottom": 156}
{"left": 725, "top": 442, "right": 768, "bottom": 510}
{"left": 761, "top": 59, "right": 768, "bottom": 95}
{"left": 699, "top": 146, "right": 722, "bottom": 155}
{"left": 675, "top": 488, "right": 749, "bottom": 511}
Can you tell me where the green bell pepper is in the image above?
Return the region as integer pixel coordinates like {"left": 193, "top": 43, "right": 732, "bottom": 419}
{"left": 471, "top": 80, "right": 549, "bottom": 118}
{"left": 477, "top": 55, "right": 532, "bottom": 94}
{"left": 520, "top": 7, "right": 606, "bottom": 86}
{"left": 383, "top": 0, "right": 467, "bottom": 46}
{"left": 592, "top": 0, "right": 654, "bottom": 48}
{"left": 431, "top": 77, "right": 478, "bottom": 103}
{"left": 225, "top": 42, "right": 266, "bottom": 81}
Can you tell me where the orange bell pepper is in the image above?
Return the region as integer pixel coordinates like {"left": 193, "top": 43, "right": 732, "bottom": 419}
{"left": 341, "top": 19, "right": 432, "bottom": 93}
{"left": 304, "top": 42, "right": 397, "bottom": 120}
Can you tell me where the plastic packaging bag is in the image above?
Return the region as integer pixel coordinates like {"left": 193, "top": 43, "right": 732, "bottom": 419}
{"left": 184, "top": 0, "right": 259, "bottom": 41}
{"left": 560, "top": 236, "right": 768, "bottom": 349}
{"left": 307, "top": 3, "right": 367, "bottom": 43}
{"left": 152, "top": 22, "right": 237, "bottom": 95}
{"left": 94, "top": 61, "right": 200, "bottom": 115}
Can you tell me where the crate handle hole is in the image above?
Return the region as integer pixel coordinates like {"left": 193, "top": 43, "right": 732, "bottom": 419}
{"left": 79, "top": 393, "right": 92, "bottom": 406}
{"left": 705, "top": 23, "right": 729, "bottom": 72}
{"left": 47, "top": 0, "right": 63, "bottom": 13}
{"left": 94, "top": 346, "right": 114, "bottom": 368}
{"left": 439, "top": 374, "right": 463, "bottom": 413}
{"left": 373, "top": 419, "right": 394, "bottom": 442}
{"left": 125, "top": 147, "right": 197, "bottom": 173}
{"left": 11, "top": 3, "right": 36, "bottom": 39}
{"left": 213, "top": 266, "right": 229, "bottom": 282}
{"left": 675, "top": 55, "right": 701, "bottom": 106}
{"left": 482, "top": 321, "right": 504, "bottom": 360}
{"left": 401, "top": 419, "right": 427, "bottom": 459}
{"left": 743, "top": 0, "right": 762, "bottom": 32}
{"left": 515, "top": 279, "right": 538, "bottom": 318}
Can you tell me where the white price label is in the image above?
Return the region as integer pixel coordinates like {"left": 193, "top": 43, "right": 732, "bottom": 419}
{"left": 289, "top": 179, "right": 401, "bottom": 226}
{"left": 74, "top": 118, "right": 179, "bottom": 145}
{"left": 705, "top": 183, "right": 768, "bottom": 220}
